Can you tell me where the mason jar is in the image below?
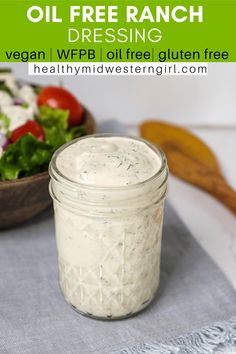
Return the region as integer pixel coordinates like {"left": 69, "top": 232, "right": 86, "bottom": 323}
{"left": 49, "top": 134, "right": 168, "bottom": 320}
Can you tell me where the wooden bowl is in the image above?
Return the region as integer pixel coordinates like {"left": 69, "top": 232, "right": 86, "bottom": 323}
{"left": 0, "top": 108, "right": 96, "bottom": 229}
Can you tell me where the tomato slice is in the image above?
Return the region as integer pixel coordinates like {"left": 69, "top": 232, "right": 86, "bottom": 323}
{"left": 10, "top": 120, "right": 44, "bottom": 143}
{"left": 37, "top": 86, "right": 84, "bottom": 127}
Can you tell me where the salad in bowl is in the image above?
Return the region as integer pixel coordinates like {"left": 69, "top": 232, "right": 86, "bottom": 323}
{"left": 0, "top": 69, "right": 95, "bottom": 228}
{"left": 0, "top": 69, "right": 91, "bottom": 181}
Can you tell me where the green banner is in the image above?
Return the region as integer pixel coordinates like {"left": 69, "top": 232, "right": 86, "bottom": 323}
{"left": 0, "top": 0, "right": 235, "bottom": 62}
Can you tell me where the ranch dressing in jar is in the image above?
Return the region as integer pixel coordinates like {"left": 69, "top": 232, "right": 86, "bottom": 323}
{"left": 49, "top": 134, "right": 168, "bottom": 319}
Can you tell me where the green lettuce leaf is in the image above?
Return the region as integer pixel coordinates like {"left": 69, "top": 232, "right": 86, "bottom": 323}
{"left": 0, "top": 113, "right": 10, "bottom": 134}
{"left": 0, "top": 82, "right": 14, "bottom": 97}
{"left": 0, "top": 133, "right": 52, "bottom": 180}
{"left": 65, "top": 125, "right": 87, "bottom": 142}
{"left": 37, "top": 106, "right": 69, "bottom": 149}
{"left": 32, "top": 85, "right": 42, "bottom": 95}
{"left": 0, "top": 106, "right": 87, "bottom": 180}
{"left": 37, "top": 105, "right": 86, "bottom": 149}
{"left": 38, "top": 105, "right": 68, "bottom": 129}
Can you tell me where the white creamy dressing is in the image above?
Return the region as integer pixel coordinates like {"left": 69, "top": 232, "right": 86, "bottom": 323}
{"left": 0, "top": 91, "right": 13, "bottom": 107}
{"left": 18, "top": 85, "right": 38, "bottom": 115}
{"left": 2, "top": 105, "right": 35, "bottom": 131}
{"left": 0, "top": 73, "right": 18, "bottom": 95}
{"left": 0, "top": 72, "right": 37, "bottom": 134}
{"left": 56, "top": 137, "right": 161, "bottom": 187}
{"left": 53, "top": 136, "right": 166, "bottom": 318}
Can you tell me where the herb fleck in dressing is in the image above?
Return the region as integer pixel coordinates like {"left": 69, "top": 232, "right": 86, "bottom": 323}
{"left": 56, "top": 137, "right": 161, "bottom": 187}
{"left": 50, "top": 135, "right": 168, "bottom": 319}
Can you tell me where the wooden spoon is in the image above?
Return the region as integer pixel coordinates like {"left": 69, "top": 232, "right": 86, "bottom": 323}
{"left": 140, "top": 120, "right": 236, "bottom": 216}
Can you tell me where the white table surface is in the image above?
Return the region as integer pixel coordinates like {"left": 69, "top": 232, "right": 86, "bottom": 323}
{"left": 125, "top": 124, "right": 236, "bottom": 289}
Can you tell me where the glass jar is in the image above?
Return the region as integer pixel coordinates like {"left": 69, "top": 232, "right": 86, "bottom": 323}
{"left": 49, "top": 134, "right": 168, "bottom": 320}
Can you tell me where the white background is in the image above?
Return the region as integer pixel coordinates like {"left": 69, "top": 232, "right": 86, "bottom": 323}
{"left": 3, "top": 62, "right": 236, "bottom": 127}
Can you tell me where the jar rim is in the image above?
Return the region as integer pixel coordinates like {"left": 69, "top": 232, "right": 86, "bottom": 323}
{"left": 49, "top": 133, "right": 167, "bottom": 192}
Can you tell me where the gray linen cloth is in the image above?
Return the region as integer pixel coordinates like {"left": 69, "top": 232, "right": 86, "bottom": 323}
{"left": 0, "top": 204, "right": 235, "bottom": 354}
